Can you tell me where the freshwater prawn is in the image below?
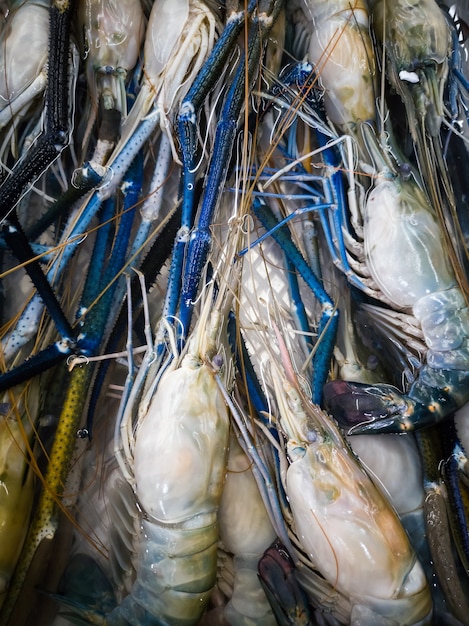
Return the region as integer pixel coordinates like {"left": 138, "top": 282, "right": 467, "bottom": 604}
{"left": 324, "top": 121, "right": 469, "bottom": 433}
{"left": 287, "top": 0, "right": 378, "bottom": 143}
{"left": 0, "top": 0, "right": 50, "bottom": 162}
{"left": 4, "top": 1, "right": 469, "bottom": 623}
{"left": 236, "top": 269, "right": 432, "bottom": 623}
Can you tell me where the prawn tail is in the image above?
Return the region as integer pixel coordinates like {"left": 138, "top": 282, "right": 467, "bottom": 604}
{"left": 50, "top": 554, "right": 115, "bottom": 626}
{"left": 324, "top": 367, "right": 469, "bottom": 434}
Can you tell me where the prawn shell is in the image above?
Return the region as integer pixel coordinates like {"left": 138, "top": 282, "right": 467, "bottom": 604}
{"left": 370, "top": 0, "right": 451, "bottom": 70}
{"left": 144, "top": 0, "right": 190, "bottom": 81}
{"left": 286, "top": 440, "right": 429, "bottom": 616}
{"left": 78, "top": 0, "right": 145, "bottom": 72}
{"left": 346, "top": 433, "right": 424, "bottom": 517}
{"left": 413, "top": 288, "right": 469, "bottom": 369}
{"left": 304, "top": 0, "right": 377, "bottom": 125}
{"left": 364, "top": 177, "right": 454, "bottom": 308}
{"left": 133, "top": 358, "right": 230, "bottom": 524}
{"left": 0, "top": 2, "right": 49, "bottom": 104}
{"left": 218, "top": 433, "right": 276, "bottom": 556}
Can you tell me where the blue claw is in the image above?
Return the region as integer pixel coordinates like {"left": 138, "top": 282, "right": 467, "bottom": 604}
{"left": 168, "top": 1, "right": 284, "bottom": 345}
{"left": 324, "top": 367, "right": 469, "bottom": 434}
{"left": 262, "top": 62, "right": 365, "bottom": 292}
{"left": 0, "top": 154, "right": 143, "bottom": 392}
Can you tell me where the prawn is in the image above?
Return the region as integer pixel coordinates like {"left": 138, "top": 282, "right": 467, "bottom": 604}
{"left": 203, "top": 429, "right": 278, "bottom": 625}
{"left": 324, "top": 123, "right": 469, "bottom": 433}
{"left": 287, "top": 0, "right": 378, "bottom": 140}
{"left": 270, "top": 326, "right": 432, "bottom": 624}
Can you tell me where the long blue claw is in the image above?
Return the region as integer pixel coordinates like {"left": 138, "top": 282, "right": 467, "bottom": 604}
{"left": 0, "top": 155, "right": 143, "bottom": 393}
{"left": 171, "top": 1, "right": 284, "bottom": 344}
{"left": 0, "top": 342, "right": 74, "bottom": 393}
{"left": 23, "top": 159, "right": 108, "bottom": 243}
{"left": 86, "top": 204, "right": 181, "bottom": 439}
{"left": 177, "top": 0, "right": 258, "bottom": 228}
{"left": 265, "top": 62, "right": 367, "bottom": 292}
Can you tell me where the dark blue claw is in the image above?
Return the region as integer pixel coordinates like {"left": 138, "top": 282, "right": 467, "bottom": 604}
{"left": 177, "top": 0, "right": 258, "bottom": 226}
{"left": 2, "top": 219, "right": 77, "bottom": 347}
{"left": 85, "top": 204, "right": 181, "bottom": 439}
{"left": 170, "top": 0, "right": 258, "bottom": 339}
{"left": 324, "top": 367, "right": 469, "bottom": 434}
{"left": 323, "top": 380, "right": 400, "bottom": 431}
{"left": 0, "top": 155, "right": 142, "bottom": 393}
{"left": 0, "top": 0, "right": 74, "bottom": 221}
{"left": 174, "top": 1, "right": 285, "bottom": 343}
{"left": 0, "top": 342, "right": 76, "bottom": 393}
{"left": 0, "top": 0, "right": 77, "bottom": 349}
{"left": 258, "top": 542, "right": 313, "bottom": 626}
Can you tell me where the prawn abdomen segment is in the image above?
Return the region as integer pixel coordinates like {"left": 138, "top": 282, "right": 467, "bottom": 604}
{"left": 112, "top": 518, "right": 218, "bottom": 624}
{"left": 414, "top": 287, "right": 469, "bottom": 369}
{"left": 134, "top": 362, "right": 230, "bottom": 523}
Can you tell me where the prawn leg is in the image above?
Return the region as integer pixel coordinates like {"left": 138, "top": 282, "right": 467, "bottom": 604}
{"left": 251, "top": 198, "right": 338, "bottom": 405}
{"left": 262, "top": 61, "right": 367, "bottom": 291}
{"left": 0, "top": 153, "right": 142, "bottom": 392}
{"left": 177, "top": 0, "right": 258, "bottom": 229}
{"left": 0, "top": 154, "right": 143, "bottom": 622}
{"left": 0, "top": 0, "right": 77, "bottom": 347}
{"left": 175, "top": 0, "right": 284, "bottom": 341}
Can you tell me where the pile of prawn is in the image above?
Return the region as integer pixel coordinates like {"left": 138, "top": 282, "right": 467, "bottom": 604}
{"left": 0, "top": 0, "right": 469, "bottom": 625}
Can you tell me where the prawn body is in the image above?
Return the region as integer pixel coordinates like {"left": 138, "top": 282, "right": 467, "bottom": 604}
{"left": 267, "top": 348, "right": 432, "bottom": 624}
{"left": 104, "top": 308, "right": 231, "bottom": 625}
{"left": 287, "top": 443, "right": 430, "bottom": 623}
{"left": 0, "top": 0, "right": 49, "bottom": 108}
{"left": 363, "top": 165, "right": 469, "bottom": 429}
{"left": 291, "top": 0, "right": 377, "bottom": 129}
{"left": 369, "top": 0, "right": 451, "bottom": 136}
{"left": 324, "top": 120, "right": 469, "bottom": 433}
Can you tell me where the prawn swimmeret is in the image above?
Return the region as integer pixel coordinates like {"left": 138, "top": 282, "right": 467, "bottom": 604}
{"left": 2, "top": 0, "right": 469, "bottom": 625}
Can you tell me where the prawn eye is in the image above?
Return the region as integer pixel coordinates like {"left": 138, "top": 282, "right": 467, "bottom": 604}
{"left": 306, "top": 430, "right": 318, "bottom": 443}
{"left": 212, "top": 354, "right": 223, "bottom": 370}
{"left": 399, "top": 162, "right": 412, "bottom": 180}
